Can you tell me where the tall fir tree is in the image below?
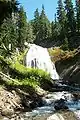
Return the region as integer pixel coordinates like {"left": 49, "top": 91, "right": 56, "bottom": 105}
{"left": 51, "top": 13, "right": 62, "bottom": 44}
{"left": 36, "top": 5, "right": 51, "bottom": 43}
{"left": 64, "top": 0, "right": 76, "bottom": 34}
{"left": 57, "top": 0, "right": 66, "bottom": 26}
{"left": 26, "top": 22, "right": 35, "bottom": 43}
{"left": 0, "top": 0, "right": 18, "bottom": 24}
{"left": 57, "top": 0, "right": 67, "bottom": 44}
{"left": 0, "top": 17, "right": 18, "bottom": 56}
{"left": 51, "top": 14, "right": 59, "bottom": 43}
{"left": 75, "top": 0, "right": 80, "bottom": 33}
{"left": 18, "top": 6, "right": 27, "bottom": 51}
{"left": 51, "top": 21, "right": 55, "bottom": 39}
{"left": 33, "top": 8, "right": 40, "bottom": 35}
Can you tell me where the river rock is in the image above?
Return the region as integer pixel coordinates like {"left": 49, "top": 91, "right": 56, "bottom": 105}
{"left": 47, "top": 110, "right": 77, "bottom": 120}
{"left": 54, "top": 98, "right": 68, "bottom": 110}
{"left": 47, "top": 113, "right": 64, "bottom": 120}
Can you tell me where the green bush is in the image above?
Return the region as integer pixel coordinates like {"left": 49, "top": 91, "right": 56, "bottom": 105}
{"left": 0, "top": 55, "right": 52, "bottom": 89}
{"left": 10, "top": 61, "right": 51, "bottom": 84}
{"left": 5, "top": 78, "right": 39, "bottom": 89}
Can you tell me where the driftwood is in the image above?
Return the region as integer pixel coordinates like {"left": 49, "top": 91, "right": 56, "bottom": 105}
{"left": 0, "top": 71, "right": 19, "bottom": 84}
{"left": 0, "top": 71, "right": 14, "bottom": 81}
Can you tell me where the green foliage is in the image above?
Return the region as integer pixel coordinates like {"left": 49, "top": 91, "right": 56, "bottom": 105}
{"left": 0, "top": 0, "right": 18, "bottom": 24}
{"left": 10, "top": 61, "right": 51, "bottom": 83}
{"left": 17, "top": 6, "right": 28, "bottom": 51}
{"left": 26, "top": 22, "right": 35, "bottom": 43}
{"left": 76, "top": 0, "right": 80, "bottom": 32}
{"left": 57, "top": 0, "right": 67, "bottom": 26}
{"left": 32, "top": 8, "right": 40, "bottom": 35}
{"left": 0, "top": 17, "right": 18, "bottom": 56}
{"left": 10, "top": 48, "right": 28, "bottom": 64}
{"left": 32, "top": 5, "right": 51, "bottom": 44}
{"left": 61, "top": 37, "right": 69, "bottom": 50}
{"left": 57, "top": 0, "right": 67, "bottom": 44}
{"left": 4, "top": 78, "right": 39, "bottom": 89}
{"left": 51, "top": 16, "right": 60, "bottom": 42}
{"left": 0, "top": 55, "right": 52, "bottom": 89}
{"left": 38, "top": 5, "right": 51, "bottom": 41}
{"left": 64, "top": 0, "right": 76, "bottom": 33}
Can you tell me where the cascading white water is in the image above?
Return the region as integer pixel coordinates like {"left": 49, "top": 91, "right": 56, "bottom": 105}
{"left": 25, "top": 44, "right": 59, "bottom": 80}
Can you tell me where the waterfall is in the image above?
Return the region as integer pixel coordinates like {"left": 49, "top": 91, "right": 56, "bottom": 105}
{"left": 25, "top": 44, "right": 59, "bottom": 80}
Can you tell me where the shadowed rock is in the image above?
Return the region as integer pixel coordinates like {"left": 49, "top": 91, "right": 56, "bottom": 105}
{"left": 54, "top": 98, "right": 68, "bottom": 110}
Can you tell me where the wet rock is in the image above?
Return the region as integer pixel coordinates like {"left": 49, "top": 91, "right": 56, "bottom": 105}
{"left": 74, "top": 110, "right": 80, "bottom": 120}
{"left": 54, "top": 98, "right": 68, "bottom": 110}
{"left": 47, "top": 110, "right": 77, "bottom": 120}
{"left": 72, "top": 92, "right": 80, "bottom": 101}
{"left": 47, "top": 113, "right": 64, "bottom": 120}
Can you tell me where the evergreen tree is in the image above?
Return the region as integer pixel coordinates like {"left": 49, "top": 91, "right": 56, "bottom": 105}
{"left": 0, "top": 17, "right": 18, "bottom": 55}
{"left": 51, "top": 14, "right": 62, "bottom": 44}
{"left": 75, "top": 0, "right": 80, "bottom": 32}
{"left": 57, "top": 0, "right": 67, "bottom": 44}
{"left": 36, "top": 5, "right": 51, "bottom": 43}
{"left": 57, "top": 0, "right": 66, "bottom": 26}
{"left": 18, "top": 6, "right": 27, "bottom": 51}
{"left": 64, "top": 0, "right": 76, "bottom": 33}
{"left": 51, "top": 21, "right": 55, "bottom": 39}
{"left": 51, "top": 14, "right": 58, "bottom": 43}
{"left": 33, "top": 8, "right": 40, "bottom": 35}
{"left": 26, "top": 22, "right": 35, "bottom": 43}
{"left": 0, "top": 0, "right": 18, "bottom": 24}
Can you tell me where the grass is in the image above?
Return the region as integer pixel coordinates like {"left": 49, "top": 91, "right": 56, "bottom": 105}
{"left": 0, "top": 54, "right": 52, "bottom": 91}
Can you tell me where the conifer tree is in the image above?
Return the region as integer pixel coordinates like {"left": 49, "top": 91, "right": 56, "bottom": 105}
{"left": 75, "top": 0, "right": 80, "bottom": 32}
{"left": 64, "top": 0, "right": 76, "bottom": 33}
{"left": 0, "top": 17, "right": 18, "bottom": 55}
{"left": 57, "top": 0, "right": 66, "bottom": 26}
{"left": 26, "top": 22, "right": 35, "bottom": 43}
{"left": 57, "top": 0, "right": 67, "bottom": 44}
{"left": 36, "top": 5, "right": 51, "bottom": 42}
{"left": 17, "top": 6, "right": 27, "bottom": 51}
{"left": 51, "top": 14, "right": 59, "bottom": 43}
{"left": 33, "top": 8, "right": 40, "bottom": 35}
{"left": 0, "top": 0, "right": 18, "bottom": 24}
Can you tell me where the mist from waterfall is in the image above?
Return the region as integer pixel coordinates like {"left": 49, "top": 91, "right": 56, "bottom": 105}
{"left": 25, "top": 44, "right": 59, "bottom": 80}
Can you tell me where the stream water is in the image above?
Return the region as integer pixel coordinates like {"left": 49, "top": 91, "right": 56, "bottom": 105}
{"left": 19, "top": 91, "right": 80, "bottom": 120}
{"left": 22, "top": 44, "right": 80, "bottom": 120}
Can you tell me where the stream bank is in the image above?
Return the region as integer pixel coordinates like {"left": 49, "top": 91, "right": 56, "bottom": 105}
{"left": 0, "top": 85, "right": 46, "bottom": 120}
{"left": 0, "top": 85, "right": 80, "bottom": 120}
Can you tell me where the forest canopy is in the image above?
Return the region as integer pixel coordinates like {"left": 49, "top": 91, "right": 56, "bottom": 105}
{"left": 0, "top": 0, "right": 80, "bottom": 56}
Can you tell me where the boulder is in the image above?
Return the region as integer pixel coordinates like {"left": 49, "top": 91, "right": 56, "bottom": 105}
{"left": 47, "top": 110, "right": 77, "bottom": 120}
{"left": 54, "top": 98, "right": 68, "bottom": 110}
{"left": 47, "top": 113, "right": 64, "bottom": 120}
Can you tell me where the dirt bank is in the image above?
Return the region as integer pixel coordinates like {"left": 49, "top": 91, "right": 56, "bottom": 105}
{"left": 0, "top": 86, "right": 46, "bottom": 119}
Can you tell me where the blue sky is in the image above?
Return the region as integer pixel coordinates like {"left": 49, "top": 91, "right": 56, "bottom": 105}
{"left": 18, "top": 0, "right": 75, "bottom": 21}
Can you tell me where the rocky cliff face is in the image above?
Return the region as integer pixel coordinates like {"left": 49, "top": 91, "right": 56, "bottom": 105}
{"left": 56, "top": 51, "right": 80, "bottom": 84}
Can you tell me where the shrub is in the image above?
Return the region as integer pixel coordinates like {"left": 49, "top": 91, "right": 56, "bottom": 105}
{"left": 10, "top": 61, "right": 51, "bottom": 84}
{"left": 0, "top": 55, "right": 52, "bottom": 89}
